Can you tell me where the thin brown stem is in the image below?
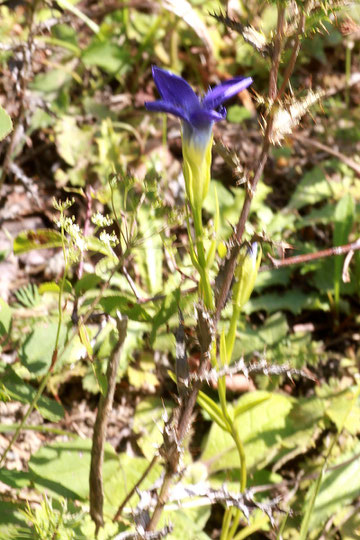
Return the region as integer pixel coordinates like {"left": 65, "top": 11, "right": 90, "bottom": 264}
{"left": 292, "top": 132, "right": 360, "bottom": 177}
{"left": 262, "top": 239, "right": 360, "bottom": 270}
{"left": 215, "top": 4, "right": 288, "bottom": 324}
{"left": 277, "top": 6, "right": 307, "bottom": 101}
{"left": 146, "top": 380, "right": 202, "bottom": 532}
{"left": 89, "top": 315, "right": 128, "bottom": 535}
{"left": 113, "top": 454, "right": 158, "bottom": 522}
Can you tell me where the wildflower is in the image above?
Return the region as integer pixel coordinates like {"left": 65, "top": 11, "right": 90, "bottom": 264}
{"left": 145, "top": 66, "right": 252, "bottom": 216}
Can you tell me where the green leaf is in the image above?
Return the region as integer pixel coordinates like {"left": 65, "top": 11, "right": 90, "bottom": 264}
{"left": 57, "top": 0, "right": 100, "bottom": 35}
{"left": 19, "top": 321, "right": 68, "bottom": 376}
{"left": 0, "top": 299, "right": 11, "bottom": 337}
{"left": 201, "top": 392, "right": 323, "bottom": 475}
{"left": 288, "top": 166, "right": 333, "bottom": 210}
{"left": 255, "top": 267, "right": 292, "bottom": 291}
{"left": 197, "top": 391, "right": 228, "bottom": 431}
{"left": 30, "top": 69, "right": 71, "bottom": 94}
{"left": 1, "top": 367, "right": 64, "bottom": 422}
{"left": 303, "top": 441, "right": 360, "bottom": 532}
{"left": 149, "top": 288, "right": 180, "bottom": 344}
{"left": 100, "top": 294, "right": 151, "bottom": 322}
{"left": 159, "top": 507, "right": 211, "bottom": 539}
{"left": 245, "top": 290, "right": 317, "bottom": 315}
{"left": 0, "top": 105, "right": 13, "bottom": 141}
{"left": 234, "top": 393, "right": 271, "bottom": 417}
{"left": 29, "top": 439, "right": 161, "bottom": 514}
{"left": 233, "top": 312, "right": 289, "bottom": 356}
{"left": 13, "top": 229, "right": 63, "bottom": 254}
{"left": 55, "top": 116, "right": 93, "bottom": 167}
{"left": 134, "top": 207, "right": 164, "bottom": 295}
{"left": 227, "top": 105, "right": 252, "bottom": 123}
{"left": 74, "top": 273, "right": 102, "bottom": 295}
{"left": 334, "top": 193, "right": 355, "bottom": 306}
{"left": 82, "top": 41, "right": 129, "bottom": 74}
{"left": 38, "top": 280, "right": 72, "bottom": 294}
{"left": 29, "top": 439, "right": 116, "bottom": 501}
{"left": 326, "top": 389, "right": 360, "bottom": 435}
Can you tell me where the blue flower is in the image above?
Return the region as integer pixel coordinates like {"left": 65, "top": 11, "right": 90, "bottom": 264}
{"left": 145, "top": 66, "right": 253, "bottom": 152}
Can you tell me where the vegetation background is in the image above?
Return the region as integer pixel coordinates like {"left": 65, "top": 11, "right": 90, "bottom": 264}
{"left": 0, "top": 0, "right": 360, "bottom": 538}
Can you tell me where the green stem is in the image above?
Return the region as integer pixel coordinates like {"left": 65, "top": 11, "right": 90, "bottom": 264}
{"left": 227, "top": 509, "right": 242, "bottom": 540}
{"left": 193, "top": 204, "right": 214, "bottom": 310}
{"left": 221, "top": 507, "right": 234, "bottom": 540}
{"left": 0, "top": 371, "right": 51, "bottom": 467}
{"left": 226, "top": 305, "right": 240, "bottom": 364}
{"left": 0, "top": 212, "right": 68, "bottom": 467}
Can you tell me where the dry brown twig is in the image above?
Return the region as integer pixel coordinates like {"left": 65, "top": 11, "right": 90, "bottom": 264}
{"left": 89, "top": 314, "right": 128, "bottom": 534}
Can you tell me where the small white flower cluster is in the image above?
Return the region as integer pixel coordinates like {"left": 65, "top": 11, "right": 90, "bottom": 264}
{"left": 55, "top": 214, "right": 86, "bottom": 262}
{"left": 91, "top": 212, "right": 114, "bottom": 228}
{"left": 99, "top": 230, "right": 119, "bottom": 248}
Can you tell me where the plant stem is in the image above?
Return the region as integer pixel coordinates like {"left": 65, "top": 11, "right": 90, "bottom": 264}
{"left": 90, "top": 315, "right": 128, "bottom": 534}
{"left": 0, "top": 209, "right": 68, "bottom": 467}
{"left": 215, "top": 4, "right": 288, "bottom": 324}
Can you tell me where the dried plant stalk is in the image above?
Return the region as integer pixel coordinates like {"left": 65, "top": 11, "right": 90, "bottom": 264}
{"left": 89, "top": 314, "right": 128, "bottom": 534}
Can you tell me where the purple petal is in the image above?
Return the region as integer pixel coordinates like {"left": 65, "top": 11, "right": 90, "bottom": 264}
{"left": 151, "top": 66, "right": 199, "bottom": 111}
{"left": 145, "top": 99, "right": 189, "bottom": 123}
{"left": 189, "top": 107, "right": 225, "bottom": 129}
{"left": 203, "top": 77, "right": 253, "bottom": 110}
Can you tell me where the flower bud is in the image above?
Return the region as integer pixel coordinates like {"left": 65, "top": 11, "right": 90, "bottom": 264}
{"left": 233, "top": 242, "right": 261, "bottom": 310}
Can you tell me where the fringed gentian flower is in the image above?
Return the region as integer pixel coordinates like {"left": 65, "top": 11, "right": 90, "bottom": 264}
{"left": 145, "top": 66, "right": 253, "bottom": 222}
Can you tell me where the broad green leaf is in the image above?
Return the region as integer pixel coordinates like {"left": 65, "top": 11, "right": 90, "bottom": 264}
{"left": 0, "top": 105, "right": 12, "bottom": 141}
{"left": 201, "top": 391, "right": 292, "bottom": 473}
{"left": 29, "top": 439, "right": 161, "bottom": 514}
{"left": 86, "top": 236, "right": 118, "bottom": 259}
{"left": 245, "top": 290, "right": 320, "bottom": 315}
{"left": 234, "top": 393, "right": 271, "bottom": 417}
{"left": 303, "top": 441, "right": 360, "bottom": 531}
{"left": 74, "top": 273, "right": 102, "bottom": 295}
{"left": 13, "top": 229, "right": 63, "bottom": 254}
{"left": 29, "top": 439, "right": 116, "bottom": 501}
{"left": 326, "top": 389, "right": 360, "bottom": 435}
{"left": 1, "top": 367, "right": 64, "bottom": 422}
{"left": 38, "top": 280, "right": 72, "bottom": 294}
{"left": 233, "top": 312, "right": 288, "bottom": 356}
{"left": 19, "top": 322, "right": 67, "bottom": 376}
{"left": 55, "top": 116, "right": 93, "bottom": 167}
{"left": 255, "top": 267, "right": 291, "bottom": 291}
{"left": 134, "top": 207, "right": 163, "bottom": 295}
{"left": 0, "top": 299, "right": 11, "bottom": 337}
{"left": 82, "top": 41, "right": 129, "bottom": 74}
{"left": 30, "top": 68, "right": 71, "bottom": 94}
{"left": 288, "top": 166, "right": 333, "bottom": 210}
{"left": 201, "top": 392, "right": 323, "bottom": 474}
